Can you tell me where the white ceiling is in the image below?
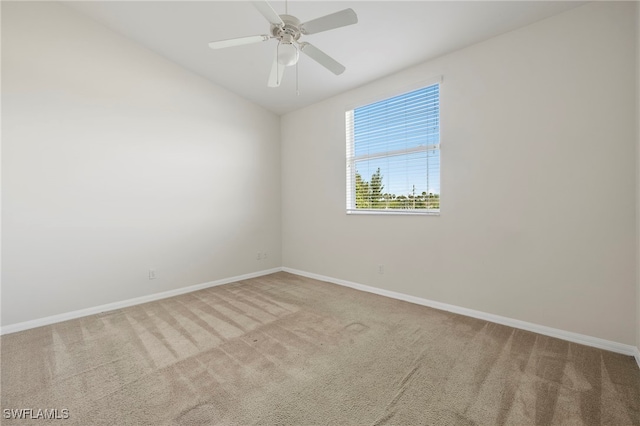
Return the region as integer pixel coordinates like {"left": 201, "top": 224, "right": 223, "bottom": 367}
{"left": 66, "top": 1, "right": 584, "bottom": 115}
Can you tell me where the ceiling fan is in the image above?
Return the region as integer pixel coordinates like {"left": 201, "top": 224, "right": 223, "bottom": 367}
{"left": 208, "top": 1, "right": 358, "bottom": 88}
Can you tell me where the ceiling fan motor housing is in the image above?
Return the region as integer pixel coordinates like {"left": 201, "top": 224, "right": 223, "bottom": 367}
{"left": 272, "top": 14, "right": 301, "bottom": 66}
{"left": 271, "top": 14, "right": 302, "bottom": 41}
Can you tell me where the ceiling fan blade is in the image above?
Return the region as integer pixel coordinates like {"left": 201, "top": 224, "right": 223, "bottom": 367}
{"left": 251, "top": 1, "right": 284, "bottom": 26}
{"left": 300, "top": 9, "right": 358, "bottom": 35}
{"left": 299, "top": 42, "right": 345, "bottom": 75}
{"left": 268, "top": 51, "right": 286, "bottom": 87}
{"left": 208, "top": 35, "right": 269, "bottom": 50}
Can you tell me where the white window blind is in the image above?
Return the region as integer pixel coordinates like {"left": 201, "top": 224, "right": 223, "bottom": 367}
{"left": 346, "top": 83, "right": 440, "bottom": 214}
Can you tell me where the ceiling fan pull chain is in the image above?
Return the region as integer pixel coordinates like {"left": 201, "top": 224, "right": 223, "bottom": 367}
{"left": 276, "top": 42, "right": 281, "bottom": 85}
{"left": 296, "top": 60, "right": 299, "bottom": 96}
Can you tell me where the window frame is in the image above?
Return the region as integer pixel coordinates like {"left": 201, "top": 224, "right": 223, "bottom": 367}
{"left": 345, "top": 77, "right": 442, "bottom": 216}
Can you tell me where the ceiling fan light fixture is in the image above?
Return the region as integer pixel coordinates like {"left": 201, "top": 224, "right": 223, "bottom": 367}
{"left": 277, "top": 42, "right": 299, "bottom": 67}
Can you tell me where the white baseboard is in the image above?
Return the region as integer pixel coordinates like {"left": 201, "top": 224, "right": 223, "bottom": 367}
{"left": 282, "top": 267, "right": 639, "bottom": 359}
{"left": 0, "top": 268, "right": 283, "bottom": 335}
{"left": 4, "top": 265, "right": 639, "bottom": 369}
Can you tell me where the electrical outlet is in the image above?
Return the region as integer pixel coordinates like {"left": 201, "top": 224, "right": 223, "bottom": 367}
{"left": 263, "top": 252, "right": 268, "bottom": 259}
{"left": 256, "top": 252, "right": 261, "bottom": 260}
{"left": 378, "top": 265, "right": 384, "bottom": 275}
{"left": 149, "top": 269, "right": 156, "bottom": 280}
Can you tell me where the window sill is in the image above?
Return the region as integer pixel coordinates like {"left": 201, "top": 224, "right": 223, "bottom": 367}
{"left": 346, "top": 209, "right": 440, "bottom": 216}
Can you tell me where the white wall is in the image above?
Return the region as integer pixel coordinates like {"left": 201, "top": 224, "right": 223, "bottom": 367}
{"left": 282, "top": 1, "right": 637, "bottom": 345}
{"left": 636, "top": 1, "right": 640, "bottom": 354}
{"left": 1, "top": 2, "right": 281, "bottom": 326}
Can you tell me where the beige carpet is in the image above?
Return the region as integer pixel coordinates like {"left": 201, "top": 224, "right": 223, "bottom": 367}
{"left": 1, "top": 272, "right": 639, "bottom": 425}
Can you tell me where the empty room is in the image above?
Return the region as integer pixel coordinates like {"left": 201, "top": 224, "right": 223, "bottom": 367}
{"left": 2, "top": 0, "right": 639, "bottom": 424}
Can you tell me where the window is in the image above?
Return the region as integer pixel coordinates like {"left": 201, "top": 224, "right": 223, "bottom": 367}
{"left": 346, "top": 82, "right": 440, "bottom": 214}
